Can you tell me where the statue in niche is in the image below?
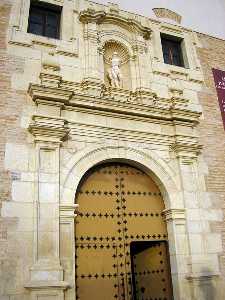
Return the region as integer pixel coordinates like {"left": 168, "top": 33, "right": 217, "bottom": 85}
{"left": 107, "top": 52, "right": 123, "bottom": 88}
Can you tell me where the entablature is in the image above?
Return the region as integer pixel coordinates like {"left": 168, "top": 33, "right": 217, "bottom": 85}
{"left": 28, "top": 81, "right": 201, "bottom": 126}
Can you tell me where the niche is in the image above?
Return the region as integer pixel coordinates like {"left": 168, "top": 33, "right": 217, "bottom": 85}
{"left": 103, "top": 40, "right": 131, "bottom": 90}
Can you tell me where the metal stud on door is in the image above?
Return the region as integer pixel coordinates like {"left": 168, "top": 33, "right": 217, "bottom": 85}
{"left": 75, "top": 163, "right": 173, "bottom": 300}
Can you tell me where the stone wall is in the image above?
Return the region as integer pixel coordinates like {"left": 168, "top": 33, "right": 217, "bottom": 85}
{"left": 197, "top": 34, "right": 225, "bottom": 277}
{"left": 0, "top": 2, "right": 29, "bottom": 298}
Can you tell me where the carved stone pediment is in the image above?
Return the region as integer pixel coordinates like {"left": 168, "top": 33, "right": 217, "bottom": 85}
{"left": 79, "top": 10, "right": 152, "bottom": 40}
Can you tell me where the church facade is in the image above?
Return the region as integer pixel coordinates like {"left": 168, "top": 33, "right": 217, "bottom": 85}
{"left": 0, "top": 1, "right": 225, "bottom": 300}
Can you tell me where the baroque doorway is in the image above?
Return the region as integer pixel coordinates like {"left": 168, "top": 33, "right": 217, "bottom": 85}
{"left": 75, "top": 163, "right": 173, "bottom": 300}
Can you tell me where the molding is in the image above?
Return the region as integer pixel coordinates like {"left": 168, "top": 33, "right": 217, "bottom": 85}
{"left": 9, "top": 28, "right": 79, "bottom": 57}
{"left": 24, "top": 280, "right": 70, "bottom": 290}
{"left": 79, "top": 10, "right": 152, "bottom": 40}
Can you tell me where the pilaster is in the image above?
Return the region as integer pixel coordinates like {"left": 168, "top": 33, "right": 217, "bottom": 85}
{"left": 170, "top": 139, "right": 221, "bottom": 299}
{"left": 163, "top": 208, "right": 190, "bottom": 299}
{"left": 25, "top": 89, "right": 71, "bottom": 299}
{"left": 80, "top": 11, "right": 104, "bottom": 83}
{"left": 132, "top": 39, "right": 150, "bottom": 90}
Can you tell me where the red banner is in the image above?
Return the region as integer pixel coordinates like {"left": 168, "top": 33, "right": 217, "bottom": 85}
{"left": 212, "top": 68, "right": 225, "bottom": 130}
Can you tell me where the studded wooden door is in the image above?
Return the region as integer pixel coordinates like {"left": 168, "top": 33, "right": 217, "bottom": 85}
{"left": 75, "top": 163, "right": 173, "bottom": 300}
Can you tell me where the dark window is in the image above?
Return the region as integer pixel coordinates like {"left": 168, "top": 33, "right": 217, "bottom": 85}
{"left": 28, "top": 1, "right": 61, "bottom": 39}
{"left": 161, "top": 34, "right": 184, "bottom": 67}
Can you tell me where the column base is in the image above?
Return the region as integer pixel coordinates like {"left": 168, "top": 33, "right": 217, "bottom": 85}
{"left": 25, "top": 280, "right": 70, "bottom": 300}
{"left": 25, "top": 260, "right": 70, "bottom": 299}
{"left": 29, "top": 259, "right": 64, "bottom": 282}
{"left": 186, "top": 273, "right": 220, "bottom": 300}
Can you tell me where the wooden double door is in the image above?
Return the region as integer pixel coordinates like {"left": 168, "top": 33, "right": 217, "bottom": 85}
{"left": 75, "top": 163, "right": 173, "bottom": 300}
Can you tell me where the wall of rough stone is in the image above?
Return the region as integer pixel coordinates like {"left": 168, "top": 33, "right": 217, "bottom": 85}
{"left": 197, "top": 34, "right": 225, "bottom": 278}
{"left": 0, "top": 1, "right": 29, "bottom": 299}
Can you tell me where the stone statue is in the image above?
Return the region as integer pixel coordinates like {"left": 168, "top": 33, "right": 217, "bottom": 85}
{"left": 107, "top": 52, "right": 123, "bottom": 88}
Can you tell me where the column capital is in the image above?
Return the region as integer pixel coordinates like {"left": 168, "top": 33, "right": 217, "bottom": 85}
{"left": 163, "top": 208, "right": 186, "bottom": 222}
{"left": 29, "top": 115, "right": 70, "bottom": 144}
{"left": 171, "top": 141, "right": 202, "bottom": 165}
{"left": 60, "top": 204, "right": 79, "bottom": 222}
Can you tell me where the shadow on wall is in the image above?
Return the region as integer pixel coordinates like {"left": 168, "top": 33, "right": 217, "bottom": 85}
{"left": 198, "top": 268, "right": 216, "bottom": 300}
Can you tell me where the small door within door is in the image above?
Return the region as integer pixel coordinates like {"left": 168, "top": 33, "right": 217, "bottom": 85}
{"left": 131, "top": 241, "right": 173, "bottom": 300}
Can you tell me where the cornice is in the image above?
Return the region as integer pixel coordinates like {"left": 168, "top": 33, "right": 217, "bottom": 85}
{"left": 28, "top": 83, "right": 72, "bottom": 104}
{"left": 28, "top": 83, "right": 201, "bottom": 126}
{"left": 79, "top": 9, "right": 152, "bottom": 40}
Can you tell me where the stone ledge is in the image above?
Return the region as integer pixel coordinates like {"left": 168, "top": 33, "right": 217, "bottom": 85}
{"left": 186, "top": 273, "right": 220, "bottom": 282}
{"left": 9, "top": 27, "right": 79, "bottom": 57}
{"left": 24, "top": 280, "right": 70, "bottom": 290}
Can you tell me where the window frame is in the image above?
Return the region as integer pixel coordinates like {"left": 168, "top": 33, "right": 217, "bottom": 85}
{"left": 160, "top": 33, "right": 185, "bottom": 68}
{"left": 27, "top": 1, "right": 61, "bottom": 40}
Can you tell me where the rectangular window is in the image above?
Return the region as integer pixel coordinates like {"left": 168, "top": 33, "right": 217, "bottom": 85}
{"left": 161, "top": 34, "right": 184, "bottom": 67}
{"left": 28, "top": 1, "right": 61, "bottom": 39}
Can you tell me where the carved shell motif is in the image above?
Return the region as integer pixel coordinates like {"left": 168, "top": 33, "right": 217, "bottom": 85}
{"left": 103, "top": 40, "right": 130, "bottom": 65}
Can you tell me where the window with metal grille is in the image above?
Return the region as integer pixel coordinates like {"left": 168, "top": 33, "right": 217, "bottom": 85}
{"left": 28, "top": 1, "right": 61, "bottom": 39}
{"left": 161, "top": 34, "right": 184, "bottom": 67}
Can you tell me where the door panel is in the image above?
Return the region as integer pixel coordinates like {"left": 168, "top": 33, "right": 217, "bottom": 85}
{"left": 131, "top": 241, "right": 173, "bottom": 300}
{"left": 76, "top": 243, "right": 118, "bottom": 300}
{"left": 75, "top": 163, "right": 173, "bottom": 300}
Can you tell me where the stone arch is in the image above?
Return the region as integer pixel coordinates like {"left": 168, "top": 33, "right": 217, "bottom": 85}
{"left": 61, "top": 145, "right": 181, "bottom": 210}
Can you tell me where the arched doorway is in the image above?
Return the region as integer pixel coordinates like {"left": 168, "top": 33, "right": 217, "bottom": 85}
{"left": 75, "top": 162, "right": 173, "bottom": 300}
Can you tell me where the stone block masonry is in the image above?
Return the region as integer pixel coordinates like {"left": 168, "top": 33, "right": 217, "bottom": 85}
{"left": 0, "top": 0, "right": 225, "bottom": 299}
